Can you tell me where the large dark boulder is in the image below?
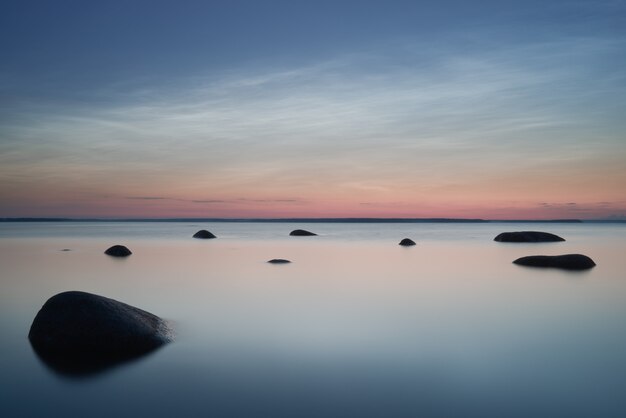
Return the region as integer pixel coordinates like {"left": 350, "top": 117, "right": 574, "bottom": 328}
{"left": 268, "top": 259, "right": 291, "bottom": 264}
{"left": 513, "top": 254, "right": 596, "bottom": 270}
{"left": 289, "top": 229, "right": 317, "bottom": 236}
{"left": 104, "top": 245, "right": 132, "bottom": 257}
{"left": 29, "top": 291, "right": 171, "bottom": 376}
{"left": 399, "top": 238, "right": 416, "bottom": 246}
{"left": 494, "top": 231, "right": 565, "bottom": 242}
{"left": 193, "top": 230, "right": 216, "bottom": 239}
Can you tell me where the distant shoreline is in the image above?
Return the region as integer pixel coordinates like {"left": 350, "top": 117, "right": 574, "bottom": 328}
{"left": 2, "top": 217, "right": 618, "bottom": 223}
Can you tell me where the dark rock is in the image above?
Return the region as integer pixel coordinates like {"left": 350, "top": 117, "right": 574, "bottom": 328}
{"left": 60, "top": 249, "right": 71, "bottom": 252}
{"left": 104, "top": 245, "right": 132, "bottom": 257}
{"left": 193, "top": 230, "right": 216, "bottom": 239}
{"left": 289, "top": 229, "right": 317, "bottom": 236}
{"left": 494, "top": 231, "right": 565, "bottom": 242}
{"left": 268, "top": 259, "right": 291, "bottom": 264}
{"left": 513, "top": 254, "right": 596, "bottom": 270}
{"left": 28, "top": 291, "right": 171, "bottom": 376}
{"left": 399, "top": 238, "right": 416, "bottom": 246}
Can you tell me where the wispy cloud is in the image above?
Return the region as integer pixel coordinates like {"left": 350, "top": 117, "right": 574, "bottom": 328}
{"left": 5, "top": 37, "right": 624, "bottom": 163}
{"left": 236, "top": 198, "right": 301, "bottom": 203}
{"left": 1, "top": 35, "right": 625, "bottom": 217}
{"left": 191, "top": 199, "right": 227, "bottom": 204}
{"left": 125, "top": 196, "right": 169, "bottom": 200}
{"left": 122, "top": 197, "right": 302, "bottom": 204}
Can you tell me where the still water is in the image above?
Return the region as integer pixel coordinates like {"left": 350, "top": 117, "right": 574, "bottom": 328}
{"left": 0, "top": 222, "right": 625, "bottom": 417}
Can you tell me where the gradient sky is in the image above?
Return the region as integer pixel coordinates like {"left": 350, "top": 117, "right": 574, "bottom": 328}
{"left": 1, "top": 0, "right": 625, "bottom": 219}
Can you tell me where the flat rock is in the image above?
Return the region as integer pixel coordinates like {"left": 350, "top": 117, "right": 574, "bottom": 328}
{"left": 193, "top": 230, "right": 216, "bottom": 239}
{"left": 513, "top": 254, "right": 596, "bottom": 270}
{"left": 494, "top": 231, "right": 565, "bottom": 242}
{"left": 289, "top": 229, "right": 317, "bottom": 236}
{"left": 399, "top": 238, "right": 416, "bottom": 246}
{"left": 268, "top": 259, "right": 291, "bottom": 264}
{"left": 104, "top": 245, "right": 132, "bottom": 257}
{"left": 29, "top": 291, "right": 171, "bottom": 376}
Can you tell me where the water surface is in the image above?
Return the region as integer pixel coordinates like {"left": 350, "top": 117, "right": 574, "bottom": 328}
{"left": 1, "top": 222, "right": 625, "bottom": 417}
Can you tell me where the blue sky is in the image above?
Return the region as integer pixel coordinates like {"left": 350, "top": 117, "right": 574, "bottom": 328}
{"left": 3, "top": 0, "right": 623, "bottom": 101}
{"left": 1, "top": 0, "right": 625, "bottom": 218}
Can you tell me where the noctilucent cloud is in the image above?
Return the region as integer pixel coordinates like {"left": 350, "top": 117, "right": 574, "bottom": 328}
{"left": 1, "top": 0, "right": 625, "bottom": 219}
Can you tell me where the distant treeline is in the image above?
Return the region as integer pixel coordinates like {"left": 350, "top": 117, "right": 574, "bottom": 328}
{"left": 0, "top": 217, "right": 596, "bottom": 223}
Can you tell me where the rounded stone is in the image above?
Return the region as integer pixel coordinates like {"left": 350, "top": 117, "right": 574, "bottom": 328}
{"left": 104, "top": 245, "right": 132, "bottom": 257}
{"left": 28, "top": 291, "right": 171, "bottom": 375}
{"left": 494, "top": 231, "right": 565, "bottom": 242}
{"left": 399, "top": 238, "right": 416, "bottom": 246}
{"left": 193, "top": 230, "right": 216, "bottom": 239}
{"left": 267, "top": 259, "right": 291, "bottom": 264}
{"left": 513, "top": 254, "right": 596, "bottom": 270}
{"left": 289, "top": 229, "right": 317, "bottom": 236}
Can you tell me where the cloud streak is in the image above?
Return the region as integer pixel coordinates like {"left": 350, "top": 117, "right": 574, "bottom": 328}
{"left": 122, "top": 197, "right": 303, "bottom": 205}
{"left": 125, "top": 196, "right": 169, "bottom": 200}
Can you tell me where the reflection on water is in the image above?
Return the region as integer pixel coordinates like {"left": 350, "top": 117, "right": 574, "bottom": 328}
{"left": 0, "top": 222, "right": 626, "bottom": 417}
{"left": 30, "top": 340, "right": 167, "bottom": 378}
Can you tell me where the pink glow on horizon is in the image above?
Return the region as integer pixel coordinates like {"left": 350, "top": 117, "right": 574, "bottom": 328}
{"left": 2, "top": 194, "right": 623, "bottom": 220}
{"left": 1, "top": 157, "right": 624, "bottom": 220}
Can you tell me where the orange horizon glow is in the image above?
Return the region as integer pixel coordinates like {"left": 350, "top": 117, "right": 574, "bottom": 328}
{"left": 1, "top": 194, "right": 623, "bottom": 220}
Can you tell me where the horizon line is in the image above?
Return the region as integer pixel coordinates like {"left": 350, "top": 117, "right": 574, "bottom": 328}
{"left": 1, "top": 217, "right": 616, "bottom": 223}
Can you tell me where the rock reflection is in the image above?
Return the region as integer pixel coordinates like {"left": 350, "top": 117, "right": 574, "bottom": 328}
{"left": 30, "top": 340, "right": 166, "bottom": 378}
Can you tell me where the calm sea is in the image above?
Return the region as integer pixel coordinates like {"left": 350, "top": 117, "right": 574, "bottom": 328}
{"left": 1, "top": 221, "right": 625, "bottom": 417}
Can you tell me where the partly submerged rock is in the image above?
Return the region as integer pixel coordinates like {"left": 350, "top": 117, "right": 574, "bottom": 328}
{"left": 193, "top": 230, "right": 217, "bottom": 239}
{"left": 289, "top": 229, "right": 317, "bottom": 236}
{"left": 494, "top": 231, "right": 565, "bottom": 243}
{"left": 399, "top": 238, "right": 416, "bottom": 246}
{"left": 513, "top": 254, "right": 596, "bottom": 270}
{"left": 289, "top": 229, "right": 317, "bottom": 237}
{"left": 104, "top": 245, "right": 132, "bottom": 257}
{"left": 268, "top": 259, "right": 291, "bottom": 264}
{"left": 29, "top": 291, "right": 171, "bottom": 376}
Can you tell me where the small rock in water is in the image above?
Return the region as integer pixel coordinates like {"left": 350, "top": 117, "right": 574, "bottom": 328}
{"left": 60, "top": 249, "right": 71, "bottom": 252}
{"left": 193, "top": 230, "right": 217, "bottom": 239}
{"left": 494, "top": 231, "right": 565, "bottom": 242}
{"left": 289, "top": 229, "right": 317, "bottom": 236}
{"left": 513, "top": 254, "right": 596, "bottom": 270}
{"left": 104, "top": 245, "right": 132, "bottom": 257}
{"left": 399, "top": 238, "right": 416, "bottom": 246}
{"left": 268, "top": 259, "right": 291, "bottom": 264}
{"left": 28, "top": 291, "right": 171, "bottom": 376}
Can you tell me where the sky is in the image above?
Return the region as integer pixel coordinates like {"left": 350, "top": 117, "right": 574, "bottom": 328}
{"left": 1, "top": 0, "right": 625, "bottom": 219}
